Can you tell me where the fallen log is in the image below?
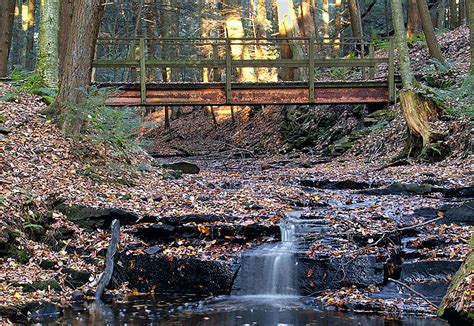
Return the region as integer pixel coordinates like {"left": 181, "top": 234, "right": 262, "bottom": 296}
{"left": 95, "top": 219, "right": 120, "bottom": 301}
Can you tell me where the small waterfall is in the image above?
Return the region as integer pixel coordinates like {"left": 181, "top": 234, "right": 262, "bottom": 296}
{"left": 233, "top": 216, "right": 299, "bottom": 296}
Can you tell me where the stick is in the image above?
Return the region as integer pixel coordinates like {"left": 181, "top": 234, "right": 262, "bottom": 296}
{"left": 95, "top": 219, "right": 120, "bottom": 301}
{"left": 388, "top": 278, "right": 437, "bottom": 309}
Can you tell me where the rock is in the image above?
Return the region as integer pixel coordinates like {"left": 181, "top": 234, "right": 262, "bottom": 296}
{"left": 299, "top": 179, "right": 376, "bottom": 190}
{"left": 144, "top": 245, "right": 162, "bottom": 255}
{"left": 163, "top": 161, "right": 200, "bottom": 174}
{"left": 160, "top": 214, "right": 239, "bottom": 225}
{"left": 197, "top": 194, "right": 211, "bottom": 202}
{"left": 444, "top": 200, "right": 474, "bottom": 224}
{"left": 359, "top": 182, "right": 434, "bottom": 196}
{"left": 300, "top": 160, "right": 312, "bottom": 168}
{"left": 116, "top": 252, "right": 236, "bottom": 295}
{"left": 63, "top": 268, "right": 91, "bottom": 289}
{"left": 438, "top": 251, "right": 474, "bottom": 324}
{"left": 0, "top": 126, "right": 11, "bottom": 135}
{"left": 70, "top": 290, "right": 84, "bottom": 302}
{"left": 135, "top": 222, "right": 280, "bottom": 243}
{"left": 21, "top": 301, "right": 61, "bottom": 323}
{"left": 39, "top": 260, "right": 58, "bottom": 270}
{"left": 56, "top": 204, "right": 139, "bottom": 231}
{"left": 298, "top": 254, "right": 385, "bottom": 293}
{"left": 21, "top": 280, "right": 61, "bottom": 292}
{"left": 400, "top": 260, "right": 462, "bottom": 282}
{"left": 444, "top": 186, "right": 474, "bottom": 199}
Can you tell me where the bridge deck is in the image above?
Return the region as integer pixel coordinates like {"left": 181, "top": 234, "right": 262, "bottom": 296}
{"left": 97, "top": 81, "right": 390, "bottom": 106}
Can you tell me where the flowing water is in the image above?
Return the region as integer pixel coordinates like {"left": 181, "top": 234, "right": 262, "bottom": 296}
{"left": 233, "top": 216, "right": 299, "bottom": 296}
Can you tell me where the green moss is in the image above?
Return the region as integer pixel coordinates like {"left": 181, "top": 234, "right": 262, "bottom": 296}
{"left": 21, "top": 280, "right": 61, "bottom": 292}
{"left": 438, "top": 252, "right": 474, "bottom": 320}
{"left": 9, "top": 247, "right": 32, "bottom": 264}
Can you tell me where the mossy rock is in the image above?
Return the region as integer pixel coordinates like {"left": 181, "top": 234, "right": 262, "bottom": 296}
{"left": 7, "top": 246, "right": 32, "bottom": 264}
{"left": 438, "top": 250, "right": 474, "bottom": 324}
{"left": 21, "top": 280, "right": 61, "bottom": 292}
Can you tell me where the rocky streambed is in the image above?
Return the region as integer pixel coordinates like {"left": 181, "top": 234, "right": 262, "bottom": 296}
{"left": 1, "top": 157, "right": 472, "bottom": 324}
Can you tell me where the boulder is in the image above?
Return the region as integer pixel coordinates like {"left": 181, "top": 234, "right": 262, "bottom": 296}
{"left": 298, "top": 254, "right": 385, "bottom": 293}
{"left": 163, "top": 161, "right": 200, "bottom": 174}
{"left": 400, "top": 259, "right": 462, "bottom": 282}
{"left": 359, "top": 182, "right": 434, "bottom": 196}
{"left": 63, "top": 268, "right": 91, "bottom": 289}
{"left": 438, "top": 251, "right": 474, "bottom": 324}
{"left": 56, "top": 204, "right": 139, "bottom": 231}
{"left": 444, "top": 200, "right": 474, "bottom": 224}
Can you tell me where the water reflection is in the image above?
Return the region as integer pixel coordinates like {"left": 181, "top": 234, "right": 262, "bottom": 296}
{"left": 46, "top": 295, "right": 447, "bottom": 326}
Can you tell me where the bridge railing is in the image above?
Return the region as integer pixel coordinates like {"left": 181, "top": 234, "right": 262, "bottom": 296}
{"left": 92, "top": 37, "right": 395, "bottom": 105}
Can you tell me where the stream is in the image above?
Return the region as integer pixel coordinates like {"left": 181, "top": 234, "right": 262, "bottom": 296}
{"left": 32, "top": 215, "right": 449, "bottom": 325}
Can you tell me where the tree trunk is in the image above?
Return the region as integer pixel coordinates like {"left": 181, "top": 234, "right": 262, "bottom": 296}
{"left": 407, "top": 0, "right": 422, "bottom": 36}
{"left": 24, "top": 0, "right": 37, "bottom": 70}
{"left": 57, "top": 0, "right": 105, "bottom": 133}
{"left": 10, "top": 1, "right": 24, "bottom": 68}
{"left": 0, "top": 0, "right": 16, "bottom": 76}
{"left": 458, "top": 0, "right": 465, "bottom": 25}
{"left": 225, "top": 1, "right": 256, "bottom": 82}
{"left": 437, "top": 0, "right": 447, "bottom": 29}
{"left": 36, "top": 0, "right": 60, "bottom": 88}
{"left": 392, "top": 0, "right": 440, "bottom": 156}
{"left": 322, "top": 0, "right": 330, "bottom": 41}
{"left": 278, "top": 0, "right": 307, "bottom": 80}
{"left": 449, "top": 0, "right": 458, "bottom": 28}
{"left": 59, "top": 0, "right": 75, "bottom": 80}
{"left": 348, "top": 0, "right": 364, "bottom": 39}
{"left": 334, "top": 0, "right": 342, "bottom": 56}
{"left": 299, "top": 0, "right": 316, "bottom": 37}
{"left": 471, "top": 0, "right": 474, "bottom": 73}
{"left": 417, "top": 0, "right": 445, "bottom": 62}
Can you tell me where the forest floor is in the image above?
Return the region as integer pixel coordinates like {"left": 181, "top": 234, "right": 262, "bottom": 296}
{"left": 0, "top": 27, "right": 472, "bottom": 323}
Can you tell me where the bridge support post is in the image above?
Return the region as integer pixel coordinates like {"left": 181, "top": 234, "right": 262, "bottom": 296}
{"left": 225, "top": 37, "right": 232, "bottom": 105}
{"left": 369, "top": 43, "right": 375, "bottom": 79}
{"left": 139, "top": 38, "right": 147, "bottom": 105}
{"left": 309, "top": 38, "right": 315, "bottom": 103}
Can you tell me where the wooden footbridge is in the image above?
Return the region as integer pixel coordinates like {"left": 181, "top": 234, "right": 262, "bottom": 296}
{"left": 92, "top": 37, "right": 396, "bottom": 106}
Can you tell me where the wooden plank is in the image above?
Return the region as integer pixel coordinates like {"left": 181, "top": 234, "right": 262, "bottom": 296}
{"left": 93, "top": 58, "right": 389, "bottom": 69}
{"left": 106, "top": 86, "right": 389, "bottom": 106}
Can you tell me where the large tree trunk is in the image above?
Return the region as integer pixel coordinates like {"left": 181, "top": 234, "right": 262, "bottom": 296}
{"left": 334, "top": 0, "right": 342, "bottom": 56}
{"left": 24, "top": 0, "right": 37, "bottom": 71}
{"left": 348, "top": 0, "right": 364, "bottom": 39}
{"left": 391, "top": 0, "right": 440, "bottom": 156}
{"left": 36, "top": 0, "right": 60, "bottom": 88}
{"left": 299, "top": 0, "right": 316, "bottom": 37}
{"left": 10, "top": 2, "right": 24, "bottom": 68}
{"left": 59, "top": 0, "right": 75, "bottom": 80}
{"left": 57, "top": 0, "right": 105, "bottom": 133}
{"left": 225, "top": 1, "right": 256, "bottom": 82}
{"left": 437, "top": 0, "right": 447, "bottom": 29}
{"left": 417, "top": 0, "right": 445, "bottom": 62}
{"left": 0, "top": 0, "right": 16, "bottom": 77}
{"left": 471, "top": 0, "right": 474, "bottom": 73}
{"left": 449, "top": 0, "right": 458, "bottom": 28}
{"left": 407, "top": 0, "right": 422, "bottom": 36}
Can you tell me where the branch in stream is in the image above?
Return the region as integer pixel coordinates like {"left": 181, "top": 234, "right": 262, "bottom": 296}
{"left": 388, "top": 278, "right": 438, "bottom": 309}
{"left": 95, "top": 219, "right": 120, "bottom": 301}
